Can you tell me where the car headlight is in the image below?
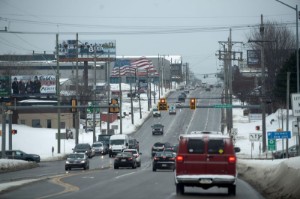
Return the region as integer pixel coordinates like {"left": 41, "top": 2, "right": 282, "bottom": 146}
{"left": 66, "top": 161, "right": 70, "bottom": 164}
{"left": 80, "top": 160, "right": 86, "bottom": 163}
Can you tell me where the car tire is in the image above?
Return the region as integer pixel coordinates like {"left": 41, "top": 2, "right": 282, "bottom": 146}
{"left": 65, "top": 167, "right": 69, "bottom": 171}
{"left": 176, "top": 183, "right": 184, "bottom": 195}
{"left": 152, "top": 167, "right": 156, "bottom": 172}
{"left": 228, "top": 185, "right": 236, "bottom": 195}
{"left": 132, "top": 163, "right": 137, "bottom": 169}
{"left": 114, "top": 165, "right": 118, "bottom": 169}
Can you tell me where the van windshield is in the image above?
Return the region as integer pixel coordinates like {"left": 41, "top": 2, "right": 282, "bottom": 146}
{"left": 110, "top": 139, "right": 125, "bottom": 145}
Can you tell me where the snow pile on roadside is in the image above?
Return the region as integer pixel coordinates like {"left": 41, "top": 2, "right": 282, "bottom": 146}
{"left": 237, "top": 158, "right": 300, "bottom": 199}
{"left": 0, "top": 159, "right": 38, "bottom": 173}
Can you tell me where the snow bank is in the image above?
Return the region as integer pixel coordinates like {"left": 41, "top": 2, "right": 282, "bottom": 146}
{"left": 238, "top": 157, "right": 300, "bottom": 199}
{"left": 0, "top": 159, "right": 38, "bottom": 173}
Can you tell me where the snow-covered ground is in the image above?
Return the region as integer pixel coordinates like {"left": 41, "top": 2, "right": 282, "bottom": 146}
{"left": 0, "top": 84, "right": 300, "bottom": 199}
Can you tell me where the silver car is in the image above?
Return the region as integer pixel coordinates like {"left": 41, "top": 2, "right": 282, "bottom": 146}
{"left": 92, "top": 142, "right": 108, "bottom": 155}
{"left": 123, "top": 149, "right": 142, "bottom": 167}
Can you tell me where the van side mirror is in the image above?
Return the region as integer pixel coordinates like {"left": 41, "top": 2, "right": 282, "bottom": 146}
{"left": 234, "top": 147, "right": 241, "bottom": 153}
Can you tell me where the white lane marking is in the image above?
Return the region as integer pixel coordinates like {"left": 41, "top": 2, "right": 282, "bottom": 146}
{"left": 185, "top": 104, "right": 197, "bottom": 134}
{"left": 115, "top": 172, "right": 136, "bottom": 179}
{"left": 165, "top": 114, "right": 178, "bottom": 135}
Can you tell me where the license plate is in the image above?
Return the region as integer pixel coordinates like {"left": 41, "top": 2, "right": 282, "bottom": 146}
{"left": 162, "top": 164, "right": 167, "bottom": 167}
{"left": 121, "top": 159, "right": 126, "bottom": 162}
{"left": 200, "top": 179, "right": 212, "bottom": 184}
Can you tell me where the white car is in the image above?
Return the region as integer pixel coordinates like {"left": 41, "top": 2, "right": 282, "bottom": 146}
{"left": 123, "top": 149, "right": 142, "bottom": 167}
{"left": 152, "top": 108, "right": 161, "bottom": 117}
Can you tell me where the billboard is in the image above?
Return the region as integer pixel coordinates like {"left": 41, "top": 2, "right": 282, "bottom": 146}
{"left": 11, "top": 75, "right": 56, "bottom": 97}
{"left": 247, "top": 50, "right": 261, "bottom": 67}
{"left": 0, "top": 76, "right": 10, "bottom": 97}
{"left": 58, "top": 40, "right": 116, "bottom": 61}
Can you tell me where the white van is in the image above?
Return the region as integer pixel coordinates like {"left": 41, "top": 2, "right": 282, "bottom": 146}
{"left": 108, "top": 134, "right": 129, "bottom": 157}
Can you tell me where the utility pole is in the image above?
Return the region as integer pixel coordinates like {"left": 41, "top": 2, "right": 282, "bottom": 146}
{"left": 119, "top": 65, "right": 123, "bottom": 134}
{"left": 260, "top": 14, "right": 267, "bottom": 153}
{"left": 75, "top": 33, "right": 79, "bottom": 145}
{"left": 228, "top": 29, "right": 233, "bottom": 134}
{"left": 275, "top": 0, "right": 300, "bottom": 158}
{"left": 186, "top": 62, "right": 188, "bottom": 86}
{"left": 217, "top": 35, "right": 243, "bottom": 134}
{"left": 56, "top": 33, "right": 61, "bottom": 154}
{"left": 158, "top": 54, "right": 161, "bottom": 99}
{"left": 147, "top": 68, "right": 150, "bottom": 111}
{"left": 8, "top": 111, "right": 12, "bottom": 150}
{"left": 107, "top": 55, "right": 110, "bottom": 134}
{"left": 286, "top": 72, "right": 291, "bottom": 157}
{"left": 161, "top": 57, "right": 164, "bottom": 96}
{"left": 130, "top": 72, "right": 134, "bottom": 124}
{"left": 93, "top": 45, "right": 96, "bottom": 142}
{"left": 1, "top": 103, "right": 6, "bottom": 158}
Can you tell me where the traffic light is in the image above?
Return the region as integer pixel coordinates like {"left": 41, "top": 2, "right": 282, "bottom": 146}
{"left": 109, "top": 98, "right": 120, "bottom": 113}
{"left": 71, "top": 99, "right": 77, "bottom": 113}
{"left": 190, "top": 98, "right": 196, "bottom": 110}
{"left": 158, "top": 98, "right": 168, "bottom": 111}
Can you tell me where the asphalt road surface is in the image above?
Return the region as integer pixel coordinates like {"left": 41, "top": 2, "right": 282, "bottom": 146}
{"left": 0, "top": 87, "right": 265, "bottom": 199}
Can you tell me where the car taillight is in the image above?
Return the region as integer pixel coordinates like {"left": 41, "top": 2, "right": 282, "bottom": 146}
{"left": 170, "top": 157, "right": 175, "bottom": 161}
{"left": 176, "top": 155, "right": 184, "bottom": 162}
{"left": 228, "top": 156, "right": 236, "bottom": 164}
{"left": 154, "top": 157, "right": 159, "bottom": 160}
{"left": 128, "top": 157, "right": 133, "bottom": 160}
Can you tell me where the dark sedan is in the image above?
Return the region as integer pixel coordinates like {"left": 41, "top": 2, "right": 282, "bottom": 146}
{"left": 273, "top": 145, "right": 299, "bottom": 159}
{"left": 0, "top": 150, "right": 40, "bottom": 163}
{"left": 151, "top": 124, "right": 164, "bottom": 135}
{"left": 152, "top": 151, "right": 176, "bottom": 171}
{"left": 73, "top": 143, "right": 94, "bottom": 158}
{"left": 65, "top": 153, "right": 89, "bottom": 171}
{"left": 114, "top": 152, "right": 137, "bottom": 169}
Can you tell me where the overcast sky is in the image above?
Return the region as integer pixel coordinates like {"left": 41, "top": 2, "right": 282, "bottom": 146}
{"left": 0, "top": 0, "right": 298, "bottom": 78}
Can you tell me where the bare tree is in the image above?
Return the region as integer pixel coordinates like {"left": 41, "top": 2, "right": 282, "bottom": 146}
{"left": 247, "top": 21, "right": 295, "bottom": 94}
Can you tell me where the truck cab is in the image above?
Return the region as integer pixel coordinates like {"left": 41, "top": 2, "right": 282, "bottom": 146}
{"left": 108, "top": 134, "right": 129, "bottom": 157}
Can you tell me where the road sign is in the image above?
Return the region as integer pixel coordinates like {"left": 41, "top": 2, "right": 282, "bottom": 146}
{"left": 213, "top": 104, "right": 232, "bottom": 108}
{"left": 268, "top": 139, "right": 276, "bottom": 151}
{"left": 292, "top": 121, "right": 299, "bottom": 136}
{"left": 249, "top": 133, "right": 262, "bottom": 141}
{"left": 267, "top": 131, "right": 291, "bottom": 139}
{"left": 232, "top": 128, "right": 238, "bottom": 136}
{"left": 291, "top": 93, "right": 300, "bottom": 116}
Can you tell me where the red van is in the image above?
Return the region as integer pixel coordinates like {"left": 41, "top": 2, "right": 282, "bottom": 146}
{"left": 175, "top": 131, "right": 240, "bottom": 195}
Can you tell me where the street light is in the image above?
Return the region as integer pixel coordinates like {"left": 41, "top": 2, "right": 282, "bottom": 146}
{"left": 275, "top": 0, "right": 299, "bottom": 92}
{"left": 275, "top": 0, "right": 300, "bottom": 160}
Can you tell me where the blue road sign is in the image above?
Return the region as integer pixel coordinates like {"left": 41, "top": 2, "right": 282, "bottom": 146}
{"left": 267, "top": 131, "right": 291, "bottom": 139}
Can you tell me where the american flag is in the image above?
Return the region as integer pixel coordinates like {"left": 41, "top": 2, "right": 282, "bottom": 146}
{"left": 111, "top": 57, "right": 158, "bottom": 77}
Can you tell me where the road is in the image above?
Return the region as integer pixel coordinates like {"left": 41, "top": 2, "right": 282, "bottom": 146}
{"left": 0, "top": 86, "right": 265, "bottom": 199}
